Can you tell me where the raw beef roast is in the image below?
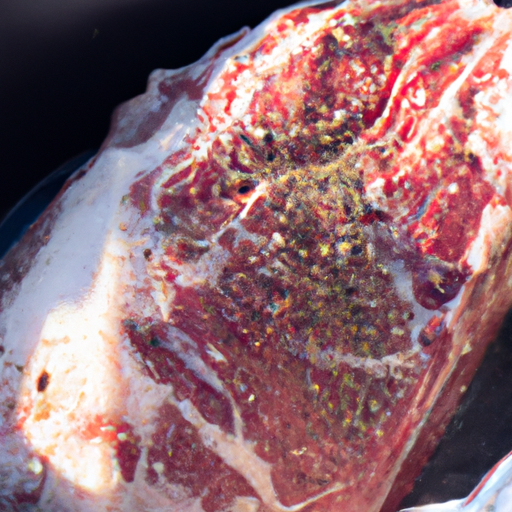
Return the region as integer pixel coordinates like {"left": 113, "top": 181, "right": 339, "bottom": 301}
{"left": 1, "top": 0, "right": 512, "bottom": 510}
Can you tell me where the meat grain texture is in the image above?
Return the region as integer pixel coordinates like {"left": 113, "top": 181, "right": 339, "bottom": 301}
{"left": 1, "top": 0, "right": 512, "bottom": 511}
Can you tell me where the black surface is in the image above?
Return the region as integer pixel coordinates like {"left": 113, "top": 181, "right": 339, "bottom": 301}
{"left": 0, "top": 0, "right": 297, "bottom": 223}
{"left": 496, "top": 0, "right": 512, "bottom": 8}
{"left": 399, "top": 312, "right": 512, "bottom": 507}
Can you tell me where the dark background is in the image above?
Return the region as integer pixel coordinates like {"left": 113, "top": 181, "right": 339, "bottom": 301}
{"left": 2, "top": 0, "right": 512, "bottom": 509}
{"left": 0, "top": 0, "right": 297, "bottom": 222}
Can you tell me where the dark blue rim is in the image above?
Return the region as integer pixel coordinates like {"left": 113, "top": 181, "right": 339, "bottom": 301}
{"left": 0, "top": 150, "right": 97, "bottom": 259}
